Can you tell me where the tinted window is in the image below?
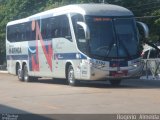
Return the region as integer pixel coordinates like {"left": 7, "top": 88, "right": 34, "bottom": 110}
{"left": 41, "top": 18, "right": 52, "bottom": 39}
{"left": 7, "top": 21, "right": 36, "bottom": 42}
{"left": 41, "top": 15, "right": 71, "bottom": 40}
{"left": 26, "top": 22, "right": 32, "bottom": 40}
{"left": 71, "top": 14, "right": 84, "bottom": 39}
{"left": 54, "top": 15, "right": 71, "bottom": 39}
{"left": 71, "top": 14, "right": 88, "bottom": 53}
{"left": 7, "top": 15, "right": 71, "bottom": 42}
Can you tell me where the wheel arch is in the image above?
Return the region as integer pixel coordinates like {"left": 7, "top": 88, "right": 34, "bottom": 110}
{"left": 65, "top": 60, "right": 76, "bottom": 78}
{"left": 65, "top": 62, "right": 72, "bottom": 79}
{"left": 22, "top": 61, "right": 27, "bottom": 70}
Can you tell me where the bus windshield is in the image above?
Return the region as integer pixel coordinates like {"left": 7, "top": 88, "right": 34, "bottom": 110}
{"left": 85, "top": 16, "right": 139, "bottom": 59}
{"left": 114, "top": 18, "right": 139, "bottom": 58}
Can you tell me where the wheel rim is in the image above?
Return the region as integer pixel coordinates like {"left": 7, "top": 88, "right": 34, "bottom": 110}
{"left": 24, "top": 66, "right": 28, "bottom": 81}
{"left": 68, "top": 68, "right": 74, "bottom": 84}
{"left": 18, "top": 69, "right": 21, "bottom": 79}
{"left": 17, "top": 65, "right": 22, "bottom": 80}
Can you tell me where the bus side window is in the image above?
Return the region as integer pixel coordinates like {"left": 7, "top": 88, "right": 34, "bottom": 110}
{"left": 7, "top": 26, "right": 11, "bottom": 42}
{"left": 71, "top": 14, "right": 88, "bottom": 54}
{"left": 14, "top": 24, "right": 25, "bottom": 42}
{"left": 71, "top": 14, "right": 84, "bottom": 39}
{"left": 41, "top": 18, "right": 50, "bottom": 40}
{"left": 15, "top": 26, "right": 20, "bottom": 42}
{"left": 43, "top": 15, "right": 72, "bottom": 41}
{"left": 9, "top": 25, "right": 16, "bottom": 42}
{"left": 77, "top": 24, "right": 85, "bottom": 39}
{"left": 49, "top": 18, "right": 56, "bottom": 38}
{"left": 50, "top": 17, "right": 60, "bottom": 38}
{"left": 30, "top": 20, "right": 39, "bottom": 40}
{"left": 20, "top": 24, "right": 26, "bottom": 41}
{"left": 7, "top": 24, "right": 21, "bottom": 42}
{"left": 52, "top": 15, "right": 72, "bottom": 41}
{"left": 61, "top": 16, "right": 72, "bottom": 40}
{"left": 25, "top": 22, "right": 32, "bottom": 41}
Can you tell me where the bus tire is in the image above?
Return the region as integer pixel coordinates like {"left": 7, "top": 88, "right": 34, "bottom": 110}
{"left": 67, "top": 65, "right": 79, "bottom": 86}
{"left": 109, "top": 79, "right": 121, "bottom": 86}
{"left": 23, "top": 64, "right": 31, "bottom": 82}
{"left": 17, "top": 68, "right": 23, "bottom": 81}
{"left": 17, "top": 64, "right": 23, "bottom": 81}
{"left": 16, "top": 63, "right": 20, "bottom": 75}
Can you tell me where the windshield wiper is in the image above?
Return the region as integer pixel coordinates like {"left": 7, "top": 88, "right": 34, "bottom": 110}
{"left": 106, "top": 42, "right": 116, "bottom": 57}
{"left": 117, "top": 36, "right": 131, "bottom": 58}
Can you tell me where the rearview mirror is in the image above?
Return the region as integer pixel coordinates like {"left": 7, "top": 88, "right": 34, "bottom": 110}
{"left": 136, "top": 22, "right": 149, "bottom": 41}
{"left": 77, "top": 22, "right": 90, "bottom": 40}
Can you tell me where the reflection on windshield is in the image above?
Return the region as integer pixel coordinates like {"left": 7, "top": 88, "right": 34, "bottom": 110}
{"left": 86, "top": 16, "right": 139, "bottom": 59}
{"left": 114, "top": 18, "right": 138, "bottom": 58}
{"left": 86, "top": 16, "right": 116, "bottom": 58}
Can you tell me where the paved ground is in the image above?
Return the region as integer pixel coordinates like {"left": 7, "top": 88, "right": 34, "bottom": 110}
{"left": 0, "top": 73, "right": 160, "bottom": 115}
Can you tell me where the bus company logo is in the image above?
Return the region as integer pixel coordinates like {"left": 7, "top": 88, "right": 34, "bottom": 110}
{"left": 28, "top": 20, "right": 53, "bottom": 72}
{"left": 91, "top": 59, "right": 106, "bottom": 69}
{"left": 9, "top": 47, "right": 22, "bottom": 54}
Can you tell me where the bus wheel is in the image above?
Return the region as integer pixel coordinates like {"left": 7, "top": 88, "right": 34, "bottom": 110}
{"left": 109, "top": 80, "right": 121, "bottom": 86}
{"left": 17, "top": 67, "right": 23, "bottom": 81}
{"left": 16, "top": 63, "right": 20, "bottom": 75}
{"left": 67, "top": 65, "right": 78, "bottom": 86}
{"left": 23, "top": 64, "right": 30, "bottom": 82}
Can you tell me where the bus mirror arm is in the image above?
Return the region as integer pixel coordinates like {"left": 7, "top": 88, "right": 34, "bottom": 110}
{"left": 136, "top": 22, "right": 160, "bottom": 52}
{"left": 77, "top": 22, "right": 90, "bottom": 40}
{"left": 136, "top": 21, "right": 149, "bottom": 41}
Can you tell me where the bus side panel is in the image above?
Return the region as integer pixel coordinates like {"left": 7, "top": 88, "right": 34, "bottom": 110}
{"left": 52, "top": 38, "right": 78, "bottom": 78}
{"left": 6, "top": 41, "right": 30, "bottom": 75}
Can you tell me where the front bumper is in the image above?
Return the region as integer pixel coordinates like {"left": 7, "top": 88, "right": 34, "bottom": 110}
{"left": 89, "top": 64, "right": 144, "bottom": 81}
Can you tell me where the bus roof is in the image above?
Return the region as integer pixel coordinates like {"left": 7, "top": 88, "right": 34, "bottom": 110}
{"left": 75, "top": 4, "right": 133, "bottom": 16}
{"left": 7, "top": 3, "right": 133, "bottom": 26}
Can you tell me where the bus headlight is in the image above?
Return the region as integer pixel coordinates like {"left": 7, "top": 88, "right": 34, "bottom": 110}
{"left": 132, "top": 62, "right": 141, "bottom": 68}
{"left": 133, "top": 64, "right": 138, "bottom": 67}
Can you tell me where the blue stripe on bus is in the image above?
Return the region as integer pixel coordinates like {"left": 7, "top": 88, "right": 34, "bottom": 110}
{"left": 6, "top": 55, "right": 28, "bottom": 60}
{"left": 7, "top": 53, "right": 87, "bottom": 60}
{"left": 55, "top": 53, "right": 87, "bottom": 60}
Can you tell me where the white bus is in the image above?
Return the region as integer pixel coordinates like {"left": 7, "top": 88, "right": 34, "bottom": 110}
{"left": 6, "top": 4, "right": 149, "bottom": 86}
